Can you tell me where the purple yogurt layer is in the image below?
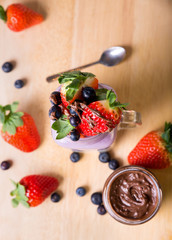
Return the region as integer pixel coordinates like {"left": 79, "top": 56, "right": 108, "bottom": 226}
{"left": 50, "top": 84, "right": 118, "bottom": 151}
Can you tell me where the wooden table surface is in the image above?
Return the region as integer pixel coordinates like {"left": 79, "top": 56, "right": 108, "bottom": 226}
{"left": 0, "top": 0, "right": 172, "bottom": 240}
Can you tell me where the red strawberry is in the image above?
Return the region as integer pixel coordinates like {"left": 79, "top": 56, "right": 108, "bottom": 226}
{"left": 59, "top": 71, "right": 98, "bottom": 107}
{"left": 0, "top": 102, "right": 40, "bottom": 152}
{"left": 128, "top": 122, "right": 172, "bottom": 169}
{"left": 0, "top": 4, "right": 43, "bottom": 32}
{"left": 10, "top": 175, "right": 58, "bottom": 207}
{"left": 78, "top": 89, "right": 126, "bottom": 136}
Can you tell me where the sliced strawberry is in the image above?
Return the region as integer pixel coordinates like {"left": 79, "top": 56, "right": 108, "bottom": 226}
{"left": 59, "top": 71, "right": 98, "bottom": 107}
{"left": 78, "top": 99, "right": 123, "bottom": 137}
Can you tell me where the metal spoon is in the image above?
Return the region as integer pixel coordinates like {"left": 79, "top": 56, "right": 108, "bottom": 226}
{"left": 46, "top": 46, "right": 126, "bottom": 82}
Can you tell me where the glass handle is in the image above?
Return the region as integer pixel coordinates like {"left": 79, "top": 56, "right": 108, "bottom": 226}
{"left": 118, "top": 110, "right": 142, "bottom": 130}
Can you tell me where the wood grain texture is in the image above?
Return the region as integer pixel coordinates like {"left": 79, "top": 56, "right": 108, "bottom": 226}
{"left": 0, "top": 0, "right": 172, "bottom": 239}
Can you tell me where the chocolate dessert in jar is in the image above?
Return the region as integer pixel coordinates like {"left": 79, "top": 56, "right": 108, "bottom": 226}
{"left": 49, "top": 71, "right": 142, "bottom": 152}
{"left": 103, "top": 166, "right": 162, "bottom": 225}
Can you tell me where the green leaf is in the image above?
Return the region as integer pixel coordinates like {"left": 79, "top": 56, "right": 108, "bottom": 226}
{"left": 95, "top": 89, "right": 108, "bottom": 101}
{"left": 4, "top": 121, "right": 16, "bottom": 135}
{"left": 11, "top": 102, "right": 19, "bottom": 112}
{"left": 66, "top": 88, "right": 78, "bottom": 101}
{"left": 11, "top": 117, "right": 23, "bottom": 127}
{"left": 20, "top": 200, "right": 30, "bottom": 208}
{"left": 58, "top": 71, "right": 95, "bottom": 84}
{"left": 66, "top": 78, "right": 81, "bottom": 90}
{"left": 162, "top": 129, "right": 170, "bottom": 143}
{"left": 11, "top": 199, "right": 19, "bottom": 208}
{"left": 52, "top": 117, "right": 74, "bottom": 139}
{"left": 0, "top": 5, "right": 7, "bottom": 22}
{"left": 0, "top": 110, "right": 5, "bottom": 123}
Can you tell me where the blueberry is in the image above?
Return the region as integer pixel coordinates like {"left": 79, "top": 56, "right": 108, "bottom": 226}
{"left": 91, "top": 192, "right": 102, "bottom": 205}
{"left": 70, "top": 129, "right": 80, "bottom": 141}
{"left": 14, "top": 80, "right": 24, "bottom": 89}
{"left": 76, "top": 187, "right": 86, "bottom": 197}
{"left": 49, "top": 91, "right": 62, "bottom": 105}
{"left": 51, "top": 192, "right": 61, "bottom": 202}
{"left": 70, "top": 152, "right": 80, "bottom": 162}
{"left": 2, "top": 62, "right": 13, "bottom": 73}
{"left": 99, "top": 152, "right": 111, "bottom": 163}
{"left": 97, "top": 205, "right": 106, "bottom": 215}
{"left": 49, "top": 105, "right": 62, "bottom": 119}
{"left": 69, "top": 108, "right": 78, "bottom": 116}
{"left": 1, "top": 161, "right": 11, "bottom": 170}
{"left": 82, "top": 87, "right": 96, "bottom": 103}
{"left": 108, "top": 159, "right": 119, "bottom": 170}
{"left": 69, "top": 116, "right": 81, "bottom": 127}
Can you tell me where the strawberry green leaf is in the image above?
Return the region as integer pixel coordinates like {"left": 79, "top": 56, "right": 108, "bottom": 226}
{"left": 10, "top": 181, "right": 29, "bottom": 208}
{"left": 13, "top": 112, "right": 24, "bottom": 118}
{"left": 162, "top": 122, "right": 172, "bottom": 153}
{"left": 11, "top": 102, "right": 19, "bottom": 112}
{"left": 0, "top": 6, "right": 7, "bottom": 22}
{"left": 0, "top": 107, "right": 5, "bottom": 123}
{"left": 0, "top": 102, "right": 24, "bottom": 135}
{"left": 12, "top": 199, "right": 19, "bottom": 208}
{"left": 58, "top": 71, "right": 95, "bottom": 84}
{"left": 4, "top": 121, "right": 16, "bottom": 135}
{"left": 10, "top": 117, "right": 23, "bottom": 127}
{"left": 95, "top": 89, "right": 108, "bottom": 100}
{"left": 66, "top": 79, "right": 81, "bottom": 90}
{"left": 52, "top": 116, "right": 74, "bottom": 139}
{"left": 20, "top": 200, "right": 30, "bottom": 208}
{"left": 66, "top": 88, "right": 78, "bottom": 101}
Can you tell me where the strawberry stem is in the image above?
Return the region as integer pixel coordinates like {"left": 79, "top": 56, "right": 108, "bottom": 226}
{"left": 0, "top": 6, "right": 7, "bottom": 22}
{"left": 161, "top": 122, "right": 172, "bottom": 153}
{"left": 10, "top": 180, "right": 30, "bottom": 208}
{"left": 0, "top": 102, "right": 24, "bottom": 135}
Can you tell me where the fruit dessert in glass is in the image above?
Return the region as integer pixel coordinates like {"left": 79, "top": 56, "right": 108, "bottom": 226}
{"left": 49, "top": 71, "right": 141, "bottom": 151}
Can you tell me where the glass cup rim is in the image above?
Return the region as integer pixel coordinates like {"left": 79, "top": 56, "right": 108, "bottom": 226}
{"left": 102, "top": 165, "right": 162, "bottom": 225}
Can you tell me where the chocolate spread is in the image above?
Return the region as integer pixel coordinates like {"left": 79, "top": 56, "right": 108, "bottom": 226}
{"left": 110, "top": 171, "right": 158, "bottom": 220}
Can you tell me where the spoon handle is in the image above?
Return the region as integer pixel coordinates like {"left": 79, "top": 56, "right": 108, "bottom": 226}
{"left": 46, "top": 61, "right": 99, "bottom": 82}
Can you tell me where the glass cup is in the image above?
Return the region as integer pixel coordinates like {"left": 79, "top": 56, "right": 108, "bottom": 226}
{"left": 50, "top": 84, "right": 142, "bottom": 151}
{"left": 103, "top": 166, "right": 162, "bottom": 225}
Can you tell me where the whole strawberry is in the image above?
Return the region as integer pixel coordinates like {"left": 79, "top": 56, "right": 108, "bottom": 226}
{"left": 0, "top": 101, "right": 40, "bottom": 152}
{"left": 10, "top": 175, "right": 59, "bottom": 207}
{"left": 0, "top": 4, "right": 43, "bottom": 32}
{"left": 128, "top": 122, "right": 172, "bottom": 169}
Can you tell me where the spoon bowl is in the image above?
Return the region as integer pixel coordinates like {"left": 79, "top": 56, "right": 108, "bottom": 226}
{"left": 99, "top": 47, "right": 126, "bottom": 66}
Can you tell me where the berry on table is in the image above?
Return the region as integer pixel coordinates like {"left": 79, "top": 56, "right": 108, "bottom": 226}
{"left": 99, "top": 152, "right": 111, "bottom": 163}
{"left": 14, "top": 80, "right": 24, "bottom": 89}
{"left": 82, "top": 87, "right": 96, "bottom": 103}
{"left": 108, "top": 159, "right": 119, "bottom": 170}
{"left": 70, "top": 152, "right": 80, "bottom": 162}
{"left": 76, "top": 187, "right": 86, "bottom": 197}
{"left": 70, "top": 129, "right": 80, "bottom": 141}
{"left": 97, "top": 205, "right": 107, "bottom": 215}
{"left": 49, "top": 91, "right": 62, "bottom": 105}
{"left": 2, "top": 62, "right": 13, "bottom": 72}
{"left": 51, "top": 192, "right": 61, "bottom": 202}
{"left": 69, "top": 116, "right": 81, "bottom": 127}
{"left": 1, "top": 160, "right": 11, "bottom": 170}
{"left": 91, "top": 192, "right": 102, "bottom": 205}
{"left": 49, "top": 105, "right": 62, "bottom": 120}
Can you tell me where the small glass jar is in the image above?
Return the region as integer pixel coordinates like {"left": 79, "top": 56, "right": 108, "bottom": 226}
{"left": 50, "top": 84, "right": 142, "bottom": 151}
{"left": 103, "top": 166, "right": 162, "bottom": 225}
